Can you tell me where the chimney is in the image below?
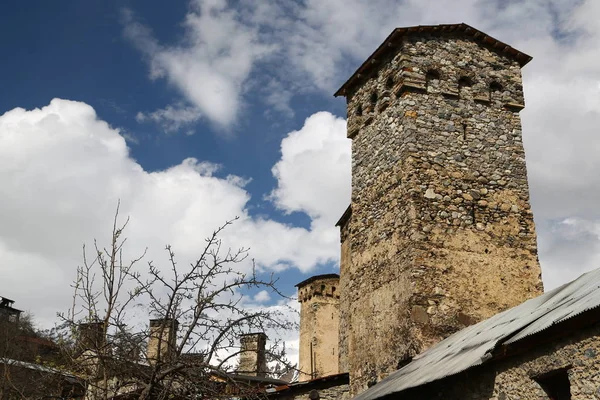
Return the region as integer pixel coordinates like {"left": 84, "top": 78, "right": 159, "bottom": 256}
{"left": 147, "top": 319, "right": 179, "bottom": 364}
{"left": 237, "top": 332, "right": 267, "bottom": 377}
{"left": 77, "top": 321, "right": 105, "bottom": 351}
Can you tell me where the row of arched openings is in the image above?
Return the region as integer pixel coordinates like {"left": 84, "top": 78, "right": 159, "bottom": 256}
{"left": 355, "top": 69, "right": 504, "bottom": 116}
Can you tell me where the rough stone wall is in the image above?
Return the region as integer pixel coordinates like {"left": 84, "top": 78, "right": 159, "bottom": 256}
{"left": 339, "top": 32, "right": 544, "bottom": 394}
{"left": 298, "top": 276, "right": 340, "bottom": 381}
{"left": 238, "top": 333, "right": 267, "bottom": 377}
{"left": 338, "top": 218, "right": 351, "bottom": 373}
{"left": 277, "top": 383, "right": 350, "bottom": 400}
{"left": 391, "top": 322, "right": 600, "bottom": 399}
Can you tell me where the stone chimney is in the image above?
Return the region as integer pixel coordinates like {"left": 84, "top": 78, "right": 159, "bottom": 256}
{"left": 237, "top": 332, "right": 267, "bottom": 377}
{"left": 147, "top": 319, "right": 179, "bottom": 364}
{"left": 77, "top": 321, "right": 105, "bottom": 351}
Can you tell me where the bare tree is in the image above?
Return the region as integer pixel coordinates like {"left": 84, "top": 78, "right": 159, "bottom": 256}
{"left": 59, "top": 202, "right": 297, "bottom": 400}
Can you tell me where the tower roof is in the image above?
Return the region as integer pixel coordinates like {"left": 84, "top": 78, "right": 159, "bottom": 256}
{"left": 295, "top": 274, "right": 340, "bottom": 288}
{"left": 334, "top": 23, "right": 532, "bottom": 97}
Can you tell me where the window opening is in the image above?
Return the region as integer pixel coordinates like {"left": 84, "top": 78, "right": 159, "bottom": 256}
{"left": 533, "top": 367, "right": 571, "bottom": 400}
{"left": 489, "top": 81, "right": 503, "bottom": 101}
{"left": 458, "top": 76, "right": 473, "bottom": 88}
{"left": 489, "top": 81, "right": 503, "bottom": 92}
{"left": 370, "top": 92, "right": 378, "bottom": 105}
{"left": 385, "top": 76, "right": 394, "bottom": 89}
{"left": 426, "top": 69, "right": 440, "bottom": 81}
{"left": 355, "top": 105, "right": 363, "bottom": 116}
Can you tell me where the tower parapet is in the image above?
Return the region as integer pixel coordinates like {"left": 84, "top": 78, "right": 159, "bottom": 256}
{"left": 297, "top": 275, "right": 340, "bottom": 303}
{"left": 296, "top": 274, "right": 340, "bottom": 381}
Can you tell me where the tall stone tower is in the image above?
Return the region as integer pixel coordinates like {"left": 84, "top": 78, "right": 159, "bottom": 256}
{"left": 334, "top": 23, "right": 544, "bottom": 394}
{"left": 296, "top": 274, "right": 340, "bottom": 381}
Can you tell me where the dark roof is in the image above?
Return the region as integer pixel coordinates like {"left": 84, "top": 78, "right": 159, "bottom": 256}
{"left": 0, "top": 296, "right": 22, "bottom": 313}
{"left": 354, "top": 267, "right": 600, "bottom": 400}
{"left": 334, "top": 23, "right": 532, "bottom": 97}
{"left": 239, "top": 332, "right": 267, "bottom": 338}
{"left": 295, "top": 274, "right": 340, "bottom": 288}
{"left": 268, "top": 373, "right": 349, "bottom": 396}
{"left": 335, "top": 205, "right": 352, "bottom": 227}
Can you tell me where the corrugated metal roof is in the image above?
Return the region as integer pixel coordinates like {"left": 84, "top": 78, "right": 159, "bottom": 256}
{"left": 0, "top": 357, "right": 81, "bottom": 381}
{"left": 354, "top": 267, "right": 600, "bottom": 400}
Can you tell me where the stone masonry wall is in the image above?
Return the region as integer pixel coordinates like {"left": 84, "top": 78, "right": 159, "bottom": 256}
{"left": 238, "top": 333, "right": 267, "bottom": 377}
{"left": 390, "top": 321, "right": 600, "bottom": 399}
{"left": 338, "top": 215, "right": 351, "bottom": 373}
{"left": 297, "top": 276, "right": 340, "bottom": 381}
{"left": 339, "top": 32, "right": 544, "bottom": 394}
{"left": 276, "top": 383, "right": 350, "bottom": 400}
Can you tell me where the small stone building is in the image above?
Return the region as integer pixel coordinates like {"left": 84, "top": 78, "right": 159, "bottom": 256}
{"left": 354, "top": 267, "right": 600, "bottom": 400}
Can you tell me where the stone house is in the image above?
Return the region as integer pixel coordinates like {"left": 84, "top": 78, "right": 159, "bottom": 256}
{"left": 355, "top": 267, "right": 600, "bottom": 399}
{"left": 291, "top": 22, "right": 600, "bottom": 400}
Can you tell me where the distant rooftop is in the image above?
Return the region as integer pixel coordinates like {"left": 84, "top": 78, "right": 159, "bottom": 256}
{"left": 295, "top": 274, "right": 340, "bottom": 288}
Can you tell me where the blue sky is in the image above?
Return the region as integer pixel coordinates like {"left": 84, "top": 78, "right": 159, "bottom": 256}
{"left": 3, "top": 0, "right": 600, "bottom": 361}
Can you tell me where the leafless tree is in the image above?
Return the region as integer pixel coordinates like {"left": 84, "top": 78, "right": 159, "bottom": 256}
{"left": 58, "top": 202, "right": 297, "bottom": 400}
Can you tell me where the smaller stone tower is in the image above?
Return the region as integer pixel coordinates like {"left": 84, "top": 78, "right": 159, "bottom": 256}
{"left": 147, "top": 318, "right": 179, "bottom": 364}
{"left": 296, "top": 274, "right": 340, "bottom": 381}
{"left": 77, "top": 321, "right": 105, "bottom": 352}
{"left": 238, "top": 332, "right": 268, "bottom": 377}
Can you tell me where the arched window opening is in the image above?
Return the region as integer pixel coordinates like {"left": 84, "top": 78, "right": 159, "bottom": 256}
{"left": 370, "top": 92, "right": 378, "bottom": 105}
{"left": 426, "top": 69, "right": 440, "bottom": 81}
{"left": 385, "top": 76, "right": 394, "bottom": 89}
{"left": 458, "top": 76, "right": 473, "bottom": 88}
{"left": 489, "top": 81, "right": 503, "bottom": 92}
{"left": 355, "top": 105, "right": 363, "bottom": 116}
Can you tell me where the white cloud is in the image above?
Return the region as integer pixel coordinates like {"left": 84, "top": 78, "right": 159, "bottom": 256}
{"left": 0, "top": 99, "right": 338, "bottom": 327}
{"left": 136, "top": 105, "right": 202, "bottom": 134}
{"left": 123, "top": 0, "right": 274, "bottom": 128}
{"left": 253, "top": 290, "right": 271, "bottom": 303}
{"left": 270, "top": 112, "right": 350, "bottom": 226}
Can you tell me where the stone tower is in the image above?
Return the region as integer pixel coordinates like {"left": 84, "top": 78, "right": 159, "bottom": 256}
{"left": 238, "top": 332, "right": 268, "bottom": 377}
{"left": 334, "top": 23, "right": 544, "bottom": 394}
{"left": 296, "top": 274, "right": 340, "bottom": 381}
{"left": 147, "top": 318, "right": 178, "bottom": 365}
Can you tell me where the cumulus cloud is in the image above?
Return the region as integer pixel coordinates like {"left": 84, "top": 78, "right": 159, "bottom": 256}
{"left": 0, "top": 99, "right": 338, "bottom": 327}
{"left": 253, "top": 290, "right": 272, "bottom": 303}
{"left": 270, "top": 112, "right": 350, "bottom": 226}
{"left": 123, "top": 0, "right": 273, "bottom": 128}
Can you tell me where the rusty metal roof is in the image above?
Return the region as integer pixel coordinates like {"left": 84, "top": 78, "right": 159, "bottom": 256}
{"left": 335, "top": 23, "right": 532, "bottom": 97}
{"left": 354, "top": 267, "right": 600, "bottom": 400}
